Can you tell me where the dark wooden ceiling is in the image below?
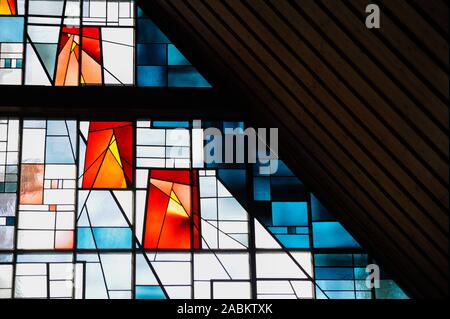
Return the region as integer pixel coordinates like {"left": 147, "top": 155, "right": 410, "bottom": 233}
{"left": 139, "top": 0, "right": 449, "bottom": 298}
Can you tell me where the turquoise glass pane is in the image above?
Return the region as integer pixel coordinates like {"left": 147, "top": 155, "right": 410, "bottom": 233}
{"left": 273, "top": 160, "right": 294, "bottom": 177}
{"left": 275, "top": 234, "right": 309, "bottom": 248}
{"left": 77, "top": 228, "right": 96, "bottom": 249}
{"left": 314, "top": 254, "right": 353, "bottom": 267}
{"left": 355, "top": 280, "right": 371, "bottom": 290}
{"left": 316, "top": 280, "right": 355, "bottom": 291}
{"left": 137, "top": 18, "right": 170, "bottom": 43}
{"left": 136, "top": 286, "right": 166, "bottom": 299}
{"left": 356, "top": 291, "right": 372, "bottom": 299}
{"left": 254, "top": 177, "right": 270, "bottom": 201}
{"left": 296, "top": 226, "right": 309, "bottom": 234}
{"left": 375, "top": 280, "right": 408, "bottom": 299}
{"left": 137, "top": 66, "right": 167, "bottom": 86}
{"left": 168, "top": 44, "right": 190, "bottom": 66}
{"left": 272, "top": 202, "right": 308, "bottom": 226}
{"left": 311, "top": 194, "right": 334, "bottom": 221}
{"left": 267, "top": 226, "right": 288, "bottom": 234}
{"left": 92, "top": 228, "right": 132, "bottom": 249}
{"left": 353, "top": 254, "right": 369, "bottom": 266}
{"left": 313, "top": 222, "right": 360, "bottom": 248}
{"left": 326, "top": 291, "right": 356, "bottom": 299}
{"left": 168, "top": 66, "right": 211, "bottom": 88}
{"left": 152, "top": 121, "right": 189, "bottom": 128}
{"left": 6, "top": 217, "right": 14, "bottom": 226}
{"left": 354, "top": 267, "right": 368, "bottom": 280}
{"left": 217, "top": 169, "right": 246, "bottom": 199}
{"left": 315, "top": 267, "right": 354, "bottom": 280}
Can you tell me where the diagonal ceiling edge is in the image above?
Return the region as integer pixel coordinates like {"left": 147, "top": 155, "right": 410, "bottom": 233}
{"left": 137, "top": 0, "right": 449, "bottom": 298}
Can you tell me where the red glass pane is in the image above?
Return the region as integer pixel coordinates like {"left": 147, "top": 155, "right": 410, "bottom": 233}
{"left": 144, "top": 170, "right": 200, "bottom": 249}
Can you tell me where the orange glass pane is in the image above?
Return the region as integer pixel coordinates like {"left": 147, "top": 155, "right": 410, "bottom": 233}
{"left": 93, "top": 149, "right": 127, "bottom": 188}
{"left": 55, "top": 34, "right": 74, "bottom": 86}
{"left": 0, "top": 0, "right": 16, "bottom": 15}
{"left": 81, "top": 50, "right": 102, "bottom": 84}
{"left": 82, "top": 122, "right": 133, "bottom": 189}
{"left": 172, "top": 183, "right": 191, "bottom": 213}
{"left": 56, "top": 27, "right": 103, "bottom": 86}
{"left": 65, "top": 50, "right": 79, "bottom": 86}
{"left": 150, "top": 178, "right": 173, "bottom": 196}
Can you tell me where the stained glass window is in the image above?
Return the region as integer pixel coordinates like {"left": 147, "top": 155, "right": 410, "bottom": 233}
{"left": 0, "top": 118, "right": 408, "bottom": 299}
{"left": 0, "top": 0, "right": 408, "bottom": 302}
{"left": 0, "top": 0, "right": 210, "bottom": 87}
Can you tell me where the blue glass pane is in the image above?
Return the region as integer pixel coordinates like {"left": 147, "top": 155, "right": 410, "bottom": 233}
{"left": 375, "top": 280, "right": 408, "bottom": 299}
{"left": 315, "top": 268, "right": 354, "bottom": 280}
{"left": 356, "top": 291, "right": 372, "bottom": 299}
{"left": 0, "top": 17, "right": 24, "bottom": 43}
{"left": 315, "top": 288, "right": 328, "bottom": 299}
{"left": 355, "top": 280, "right": 371, "bottom": 290}
{"left": 316, "top": 280, "right": 355, "bottom": 290}
{"left": 270, "top": 177, "right": 305, "bottom": 200}
{"left": 325, "top": 291, "right": 356, "bottom": 299}
{"left": 275, "top": 234, "right": 309, "bottom": 248}
{"left": 354, "top": 267, "right": 369, "bottom": 280}
{"left": 168, "top": 66, "right": 211, "bottom": 87}
{"left": 224, "top": 121, "right": 244, "bottom": 130}
{"left": 254, "top": 177, "right": 270, "bottom": 201}
{"left": 296, "top": 226, "right": 309, "bottom": 234}
{"left": 353, "top": 254, "right": 369, "bottom": 266}
{"left": 137, "top": 7, "right": 146, "bottom": 18}
{"left": 137, "top": 19, "right": 170, "bottom": 43}
{"left": 313, "top": 222, "right": 360, "bottom": 248}
{"left": 273, "top": 160, "right": 294, "bottom": 176}
{"left": 136, "top": 286, "right": 166, "bottom": 299}
{"left": 6, "top": 217, "right": 15, "bottom": 226}
{"left": 92, "top": 227, "right": 132, "bottom": 249}
{"left": 168, "top": 44, "right": 190, "bottom": 66}
{"left": 217, "top": 169, "right": 246, "bottom": 201}
{"left": 137, "top": 44, "right": 167, "bottom": 65}
{"left": 137, "top": 66, "right": 167, "bottom": 87}
{"left": 272, "top": 202, "right": 308, "bottom": 226}
{"left": 77, "top": 228, "right": 96, "bottom": 249}
{"left": 267, "top": 226, "right": 288, "bottom": 234}
{"left": 314, "top": 254, "right": 353, "bottom": 267}
{"left": 152, "top": 121, "right": 189, "bottom": 128}
{"left": 311, "top": 194, "right": 334, "bottom": 221}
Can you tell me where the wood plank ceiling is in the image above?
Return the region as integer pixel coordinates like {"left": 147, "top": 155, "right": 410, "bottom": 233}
{"left": 138, "top": 0, "right": 449, "bottom": 298}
